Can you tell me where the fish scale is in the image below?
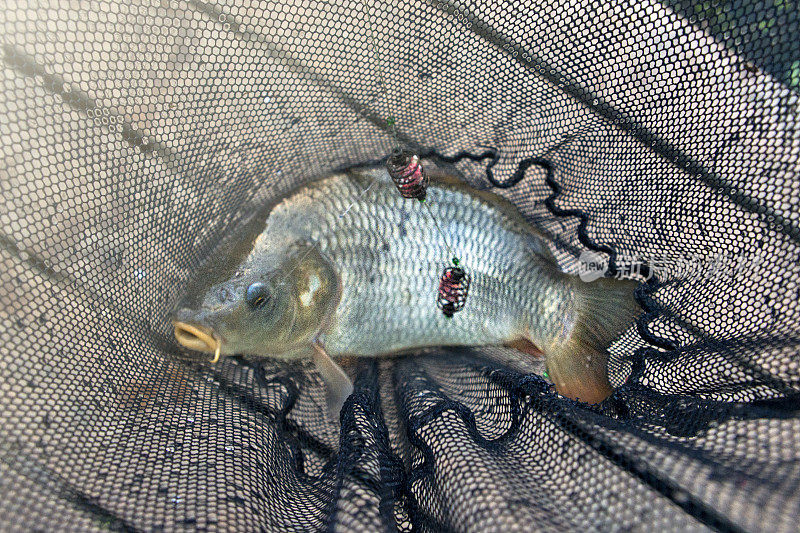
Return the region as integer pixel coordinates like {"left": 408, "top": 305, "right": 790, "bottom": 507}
{"left": 260, "top": 169, "right": 563, "bottom": 356}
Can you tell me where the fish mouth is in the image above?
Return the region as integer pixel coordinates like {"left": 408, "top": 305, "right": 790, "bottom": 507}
{"left": 173, "top": 321, "right": 222, "bottom": 363}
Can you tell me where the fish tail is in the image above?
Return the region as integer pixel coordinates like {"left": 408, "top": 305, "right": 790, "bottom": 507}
{"left": 545, "top": 277, "right": 640, "bottom": 404}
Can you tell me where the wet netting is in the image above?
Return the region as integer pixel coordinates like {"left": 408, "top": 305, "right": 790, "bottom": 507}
{"left": 1, "top": 0, "right": 799, "bottom": 531}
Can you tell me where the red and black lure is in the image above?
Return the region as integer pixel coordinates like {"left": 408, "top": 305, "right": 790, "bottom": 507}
{"left": 437, "top": 264, "right": 470, "bottom": 318}
{"left": 386, "top": 148, "right": 429, "bottom": 201}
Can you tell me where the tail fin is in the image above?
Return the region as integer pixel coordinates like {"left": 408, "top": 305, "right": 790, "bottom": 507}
{"left": 545, "top": 277, "right": 640, "bottom": 404}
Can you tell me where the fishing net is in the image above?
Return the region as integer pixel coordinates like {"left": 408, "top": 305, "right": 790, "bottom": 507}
{"left": 1, "top": 0, "right": 799, "bottom": 531}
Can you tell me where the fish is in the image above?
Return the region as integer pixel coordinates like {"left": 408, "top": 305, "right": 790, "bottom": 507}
{"left": 172, "top": 167, "right": 640, "bottom": 414}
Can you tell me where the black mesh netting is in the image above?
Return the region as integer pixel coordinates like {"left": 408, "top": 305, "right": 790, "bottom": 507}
{"left": 1, "top": 0, "right": 799, "bottom": 531}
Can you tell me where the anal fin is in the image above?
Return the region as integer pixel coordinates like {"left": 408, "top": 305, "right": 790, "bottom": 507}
{"left": 546, "top": 344, "right": 613, "bottom": 404}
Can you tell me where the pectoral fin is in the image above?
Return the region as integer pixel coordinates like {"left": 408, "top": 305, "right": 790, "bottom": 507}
{"left": 312, "top": 344, "right": 353, "bottom": 418}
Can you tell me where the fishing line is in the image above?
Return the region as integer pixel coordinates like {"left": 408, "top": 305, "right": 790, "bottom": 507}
{"left": 360, "top": 0, "right": 400, "bottom": 149}
{"left": 267, "top": 0, "right": 472, "bottom": 333}
{"left": 385, "top": 149, "right": 470, "bottom": 317}
{"left": 360, "top": 0, "right": 469, "bottom": 317}
{"left": 421, "top": 195, "right": 458, "bottom": 266}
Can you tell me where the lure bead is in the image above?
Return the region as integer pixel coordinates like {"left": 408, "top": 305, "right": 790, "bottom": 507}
{"left": 436, "top": 266, "right": 470, "bottom": 317}
{"left": 386, "top": 149, "right": 429, "bottom": 201}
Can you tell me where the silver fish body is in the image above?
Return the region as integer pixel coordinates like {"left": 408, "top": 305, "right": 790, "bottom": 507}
{"left": 173, "top": 167, "right": 639, "bottom": 405}
{"left": 273, "top": 169, "right": 571, "bottom": 355}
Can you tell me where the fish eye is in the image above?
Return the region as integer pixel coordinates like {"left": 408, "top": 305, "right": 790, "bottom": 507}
{"left": 245, "top": 282, "right": 271, "bottom": 310}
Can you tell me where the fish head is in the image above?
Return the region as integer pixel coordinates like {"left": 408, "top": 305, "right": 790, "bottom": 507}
{"left": 172, "top": 241, "right": 339, "bottom": 360}
{"left": 172, "top": 270, "right": 294, "bottom": 359}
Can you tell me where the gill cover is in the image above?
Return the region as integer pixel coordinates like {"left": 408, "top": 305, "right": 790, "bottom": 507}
{"left": 281, "top": 241, "right": 341, "bottom": 343}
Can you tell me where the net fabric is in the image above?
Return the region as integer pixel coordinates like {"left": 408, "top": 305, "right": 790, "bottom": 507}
{"left": 1, "top": 0, "right": 799, "bottom": 531}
